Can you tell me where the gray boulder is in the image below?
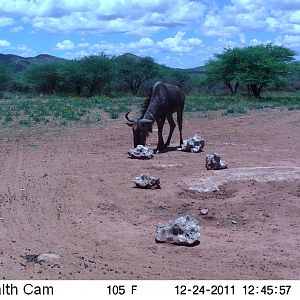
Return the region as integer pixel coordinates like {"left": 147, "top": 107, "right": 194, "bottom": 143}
{"left": 155, "top": 215, "right": 200, "bottom": 246}
{"left": 205, "top": 153, "right": 227, "bottom": 170}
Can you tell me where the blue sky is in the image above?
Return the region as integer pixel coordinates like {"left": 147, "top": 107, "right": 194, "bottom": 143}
{"left": 0, "top": 0, "right": 300, "bottom": 68}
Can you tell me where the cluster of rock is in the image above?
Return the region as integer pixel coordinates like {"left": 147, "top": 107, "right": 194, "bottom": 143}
{"left": 126, "top": 134, "right": 230, "bottom": 247}
{"left": 178, "top": 135, "right": 205, "bottom": 153}
{"left": 155, "top": 215, "right": 201, "bottom": 246}
{"left": 128, "top": 145, "right": 154, "bottom": 159}
{"left": 205, "top": 153, "right": 228, "bottom": 170}
{"left": 132, "top": 174, "right": 161, "bottom": 189}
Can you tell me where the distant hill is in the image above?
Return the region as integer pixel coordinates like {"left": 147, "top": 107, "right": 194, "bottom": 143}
{"left": 119, "top": 53, "right": 142, "bottom": 61}
{"left": 0, "top": 53, "right": 65, "bottom": 72}
{"left": 0, "top": 52, "right": 204, "bottom": 74}
{"left": 117, "top": 53, "right": 205, "bottom": 74}
{"left": 173, "top": 66, "right": 206, "bottom": 74}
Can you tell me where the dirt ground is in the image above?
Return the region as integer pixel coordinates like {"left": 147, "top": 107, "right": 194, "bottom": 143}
{"left": 0, "top": 108, "right": 299, "bottom": 280}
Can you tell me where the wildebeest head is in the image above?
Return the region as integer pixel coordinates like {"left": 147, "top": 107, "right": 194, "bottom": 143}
{"left": 125, "top": 112, "right": 153, "bottom": 147}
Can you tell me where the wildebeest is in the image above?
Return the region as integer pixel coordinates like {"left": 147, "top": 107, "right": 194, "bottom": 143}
{"left": 125, "top": 82, "right": 185, "bottom": 152}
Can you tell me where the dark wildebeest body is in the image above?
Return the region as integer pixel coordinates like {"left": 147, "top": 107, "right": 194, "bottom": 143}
{"left": 126, "top": 82, "right": 185, "bottom": 152}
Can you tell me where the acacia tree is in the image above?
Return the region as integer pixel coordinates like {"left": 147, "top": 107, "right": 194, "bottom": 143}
{"left": 205, "top": 44, "right": 296, "bottom": 98}
{"left": 80, "top": 53, "right": 115, "bottom": 97}
{"left": 58, "top": 60, "right": 86, "bottom": 95}
{"left": 115, "top": 56, "right": 158, "bottom": 94}
{"left": 205, "top": 47, "right": 241, "bottom": 95}
{"left": 23, "top": 63, "right": 61, "bottom": 94}
{"left": 237, "top": 44, "right": 295, "bottom": 97}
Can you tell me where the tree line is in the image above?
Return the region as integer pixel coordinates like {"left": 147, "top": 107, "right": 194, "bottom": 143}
{"left": 0, "top": 53, "right": 192, "bottom": 97}
{"left": 0, "top": 44, "right": 299, "bottom": 98}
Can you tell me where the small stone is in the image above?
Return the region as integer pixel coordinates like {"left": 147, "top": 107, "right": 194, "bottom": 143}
{"left": 205, "top": 153, "right": 228, "bottom": 170}
{"left": 178, "top": 135, "right": 204, "bottom": 153}
{"left": 132, "top": 174, "right": 160, "bottom": 189}
{"left": 231, "top": 220, "right": 237, "bottom": 224}
{"left": 128, "top": 145, "right": 154, "bottom": 159}
{"left": 200, "top": 209, "right": 209, "bottom": 215}
{"left": 37, "top": 252, "right": 60, "bottom": 262}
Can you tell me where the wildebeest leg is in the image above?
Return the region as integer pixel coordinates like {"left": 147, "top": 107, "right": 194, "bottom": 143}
{"left": 164, "top": 114, "right": 176, "bottom": 148}
{"left": 177, "top": 107, "right": 184, "bottom": 146}
{"left": 156, "top": 117, "right": 166, "bottom": 152}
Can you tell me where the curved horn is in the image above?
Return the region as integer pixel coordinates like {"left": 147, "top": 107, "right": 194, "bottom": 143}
{"left": 140, "top": 119, "right": 153, "bottom": 124}
{"left": 125, "top": 112, "right": 134, "bottom": 123}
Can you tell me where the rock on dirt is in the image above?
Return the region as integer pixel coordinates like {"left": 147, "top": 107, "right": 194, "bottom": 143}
{"left": 178, "top": 135, "right": 205, "bottom": 153}
{"left": 155, "top": 215, "right": 201, "bottom": 246}
{"left": 22, "top": 252, "right": 60, "bottom": 264}
{"left": 128, "top": 145, "right": 154, "bottom": 159}
{"left": 132, "top": 174, "right": 161, "bottom": 189}
{"left": 37, "top": 252, "right": 60, "bottom": 262}
{"left": 205, "top": 153, "right": 227, "bottom": 170}
{"left": 200, "top": 209, "right": 209, "bottom": 215}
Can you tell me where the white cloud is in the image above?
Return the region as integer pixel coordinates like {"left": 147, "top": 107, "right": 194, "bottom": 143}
{"left": 15, "top": 44, "right": 36, "bottom": 56}
{"left": 268, "top": 0, "right": 300, "bottom": 11}
{"left": 239, "top": 33, "right": 246, "bottom": 44}
{"left": 157, "top": 31, "right": 202, "bottom": 52}
{"left": 78, "top": 42, "right": 90, "bottom": 48}
{"left": 0, "top": 17, "right": 14, "bottom": 27}
{"left": 202, "top": 0, "right": 300, "bottom": 39}
{"left": 276, "top": 35, "right": 300, "bottom": 49}
{"left": 10, "top": 25, "right": 24, "bottom": 33}
{"left": 56, "top": 39, "right": 75, "bottom": 50}
{"left": 0, "top": 39, "right": 11, "bottom": 47}
{"left": 0, "top": 0, "right": 205, "bottom": 36}
{"left": 203, "top": 14, "right": 241, "bottom": 37}
{"left": 58, "top": 32, "right": 204, "bottom": 67}
{"left": 289, "top": 11, "right": 300, "bottom": 24}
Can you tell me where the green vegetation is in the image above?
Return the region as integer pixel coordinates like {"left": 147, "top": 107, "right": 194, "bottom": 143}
{"left": 1, "top": 45, "right": 299, "bottom": 98}
{"left": 0, "top": 64, "right": 11, "bottom": 93}
{"left": 0, "top": 45, "right": 299, "bottom": 129}
{"left": 0, "top": 92, "right": 298, "bottom": 127}
{"left": 205, "top": 44, "right": 296, "bottom": 98}
{"left": 115, "top": 55, "right": 159, "bottom": 94}
{"left": 15, "top": 52, "right": 160, "bottom": 97}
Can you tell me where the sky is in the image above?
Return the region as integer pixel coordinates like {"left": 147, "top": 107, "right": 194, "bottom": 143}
{"left": 0, "top": 0, "right": 300, "bottom": 68}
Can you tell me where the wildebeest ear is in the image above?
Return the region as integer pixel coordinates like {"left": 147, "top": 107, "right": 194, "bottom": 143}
{"left": 126, "top": 122, "right": 133, "bottom": 127}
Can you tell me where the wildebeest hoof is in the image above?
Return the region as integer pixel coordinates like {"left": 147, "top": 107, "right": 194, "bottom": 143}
{"left": 155, "top": 147, "right": 167, "bottom": 154}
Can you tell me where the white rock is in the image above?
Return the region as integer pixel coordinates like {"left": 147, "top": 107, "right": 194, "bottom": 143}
{"left": 128, "top": 145, "right": 154, "bottom": 159}
{"left": 178, "top": 135, "right": 204, "bottom": 153}
{"left": 132, "top": 174, "right": 160, "bottom": 189}
{"left": 155, "top": 215, "right": 200, "bottom": 245}
{"left": 37, "top": 252, "right": 60, "bottom": 262}
{"left": 205, "top": 153, "right": 227, "bottom": 170}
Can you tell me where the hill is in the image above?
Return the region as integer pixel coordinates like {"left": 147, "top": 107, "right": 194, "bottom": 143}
{"left": 0, "top": 53, "right": 65, "bottom": 72}
{"left": 0, "top": 52, "right": 204, "bottom": 74}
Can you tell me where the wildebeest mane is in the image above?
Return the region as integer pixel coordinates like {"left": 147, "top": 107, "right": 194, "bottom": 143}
{"left": 139, "top": 96, "right": 150, "bottom": 118}
{"left": 138, "top": 88, "right": 152, "bottom": 119}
